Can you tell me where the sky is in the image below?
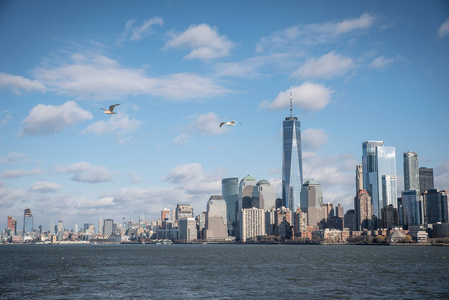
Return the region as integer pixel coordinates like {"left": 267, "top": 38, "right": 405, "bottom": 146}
{"left": 1, "top": 0, "right": 449, "bottom": 231}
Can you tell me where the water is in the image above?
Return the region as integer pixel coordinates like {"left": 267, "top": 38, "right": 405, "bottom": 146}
{"left": 1, "top": 244, "right": 448, "bottom": 299}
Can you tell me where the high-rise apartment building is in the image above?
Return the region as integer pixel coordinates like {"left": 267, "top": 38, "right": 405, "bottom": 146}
{"left": 240, "top": 207, "right": 265, "bottom": 242}
{"left": 336, "top": 203, "right": 344, "bottom": 219}
{"left": 344, "top": 209, "right": 356, "bottom": 231}
{"left": 239, "top": 175, "right": 257, "bottom": 210}
{"left": 178, "top": 218, "right": 197, "bottom": 242}
{"left": 403, "top": 151, "right": 420, "bottom": 192}
{"left": 300, "top": 180, "right": 324, "bottom": 227}
{"left": 282, "top": 89, "right": 303, "bottom": 214}
{"left": 23, "top": 208, "right": 33, "bottom": 234}
{"left": 7, "top": 216, "right": 17, "bottom": 235}
{"left": 275, "top": 207, "right": 292, "bottom": 239}
{"left": 252, "top": 180, "right": 276, "bottom": 210}
{"left": 293, "top": 208, "right": 308, "bottom": 236}
{"left": 425, "top": 190, "right": 448, "bottom": 224}
{"left": 356, "top": 165, "right": 363, "bottom": 193}
{"left": 205, "top": 195, "right": 229, "bottom": 241}
{"left": 382, "top": 175, "right": 398, "bottom": 207}
{"left": 354, "top": 189, "right": 372, "bottom": 231}
{"left": 419, "top": 167, "right": 434, "bottom": 195}
{"left": 161, "top": 208, "right": 170, "bottom": 221}
{"left": 222, "top": 177, "right": 238, "bottom": 236}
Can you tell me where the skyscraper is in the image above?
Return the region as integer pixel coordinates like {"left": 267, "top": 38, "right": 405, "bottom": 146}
{"left": 239, "top": 175, "right": 257, "bottom": 210}
{"left": 362, "top": 141, "right": 384, "bottom": 196}
{"left": 419, "top": 167, "right": 434, "bottom": 195}
{"left": 252, "top": 180, "right": 276, "bottom": 210}
{"left": 354, "top": 189, "right": 372, "bottom": 231}
{"left": 240, "top": 207, "right": 265, "bottom": 242}
{"left": 23, "top": 208, "right": 33, "bottom": 235}
{"left": 402, "top": 190, "right": 423, "bottom": 226}
{"left": 205, "top": 195, "right": 229, "bottom": 241}
{"left": 300, "top": 180, "right": 324, "bottom": 227}
{"left": 175, "top": 204, "right": 194, "bottom": 221}
{"left": 282, "top": 89, "right": 303, "bottom": 214}
{"left": 356, "top": 165, "right": 363, "bottom": 193}
{"left": 103, "top": 219, "right": 114, "bottom": 237}
{"left": 403, "top": 151, "right": 420, "bottom": 193}
{"left": 222, "top": 177, "right": 238, "bottom": 236}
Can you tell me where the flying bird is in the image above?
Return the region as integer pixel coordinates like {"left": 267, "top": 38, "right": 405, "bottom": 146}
{"left": 101, "top": 104, "right": 120, "bottom": 115}
{"left": 220, "top": 120, "right": 241, "bottom": 127}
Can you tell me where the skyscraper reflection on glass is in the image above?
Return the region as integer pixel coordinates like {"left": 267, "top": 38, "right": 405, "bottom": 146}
{"left": 282, "top": 96, "right": 303, "bottom": 215}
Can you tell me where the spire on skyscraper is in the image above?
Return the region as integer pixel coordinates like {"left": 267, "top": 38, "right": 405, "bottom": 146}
{"left": 290, "top": 86, "right": 293, "bottom": 118}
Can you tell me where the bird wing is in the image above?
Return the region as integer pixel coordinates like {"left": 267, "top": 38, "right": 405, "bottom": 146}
{"left": 219, "top": 122, "right": 225, "bottom": 127}
{"left": 109, "top": 104, "right": 120, "bottom": 111}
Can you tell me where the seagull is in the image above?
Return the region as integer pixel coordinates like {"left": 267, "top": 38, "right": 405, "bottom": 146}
{"left": 220, "top": 120, "right": 241, "bottom": 127}
{"left": 101, "top": 104, "right": 120, "bottom": 115}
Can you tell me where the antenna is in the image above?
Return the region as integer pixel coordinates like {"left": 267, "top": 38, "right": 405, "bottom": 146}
{"left": 289, "top": 86, "right": 293, "bottom": 118}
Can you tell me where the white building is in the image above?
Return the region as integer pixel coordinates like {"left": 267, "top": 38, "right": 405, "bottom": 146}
{"left": 240, "top": 207, "right": 265, "bottom": 242}
{"left": 252, "top": 180, "right": 276, "bottom": 210}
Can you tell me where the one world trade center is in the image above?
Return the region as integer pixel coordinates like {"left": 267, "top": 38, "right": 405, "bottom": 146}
{"left": 282, "top": 88, "right": 303, "bottom": 214}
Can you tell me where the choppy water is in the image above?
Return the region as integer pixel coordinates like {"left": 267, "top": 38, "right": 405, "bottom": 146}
{"left": 0, "top": 244, "right": 448, "bottom": 299}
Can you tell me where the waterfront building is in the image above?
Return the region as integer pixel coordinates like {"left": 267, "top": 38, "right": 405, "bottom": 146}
{"left": 356, "top": 165, "right": 363, "bottom": 193}
{"left": 222, "top": 177, "right": 238, "bottom": 236}
{"left": 103, "top": 219, "right": 114, "bottom": 237}
{"left": 344, "top": 209, "right": 356, "bottom": 232}
{"left": 239, "top": 175, "right": 257, "bottom": 210}
{"left": 282, "top": 89, "right": 303, "bottom": 214}
{"left": 300, "top": 180, "right": 324, "bottom": 227}
{"left": 275, "top": 207, "right": 292, "bottom": 239}
{"left": 402, "top": 190, "right": 423, "bottom": 226}
{"left": 354, "top": 189, "right": 372, "bottom": 231}
{"left": 240, "top": 207, "right": 265, "bottom": 242}
{"left": 178, "top": 218, "right": 197, "bottom": 242}
{"left": 403, "top": 151, "right": 420, "bottom": 193}
{"left": 425, "top": 190, "right": 448, "bottom": 224}
{"left": 252, "top": 180, "right": 276, "bottom": 210}
{"left": 23, "top": 208, "right": 33, "bottom": 235}
{"left": 293, "top": 208, "right": 308, "bottom": 236}
{"left": 205, "top": 195, "right": 229, "bottom": 242}
{"left": 381, "top": 205, "right": 399, "bottom": 229}
{"left": 419, "top": 167, "right": 434, "bottom": 195}
{"left": 175, "top": 204, "right": 194, "bottom": 221}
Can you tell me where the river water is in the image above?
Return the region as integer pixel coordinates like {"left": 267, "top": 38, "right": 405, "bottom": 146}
{"left": 1, "top": 244, "right": 448, "bottom": 299}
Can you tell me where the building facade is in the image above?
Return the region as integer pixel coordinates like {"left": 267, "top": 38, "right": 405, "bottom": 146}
{"left": 403, "top": 151, "right": 420, "bottom": 192}
{"left": 178, "top": 218, "right": 197, "bottom": 242}
{"left": 222, "top": 177, "right": 238, "bottom": 236}
{"left": 205, "top": 195, "right": 229, "bottom": 241}
{"left": 252, "top": 180, "right": 276, "bottom": 210}
{"left": 282, "top": 91, "right": 303, "bottom": 214}
{"left": 419, "top": 167, "right": 434, "bottom": 195}
{"left": 356, "top": 164, "right": 363, "bottom": 193}
{"left": 354, "top": 189, "right": 372, "bottom": 231}
{"left": 300, "top": 180, "right": 324, "bottom": 227}
{"left": 402, "top": 190, "right": 423, "bottom": 226}
{"left": 240, "top": 207, "right": 265, "bottom": 242}
{"left": 239, "top": 175, "right": 257, "bottom": 210}
{"left": 23, "top": 208, "right": 33, "bottom": 234}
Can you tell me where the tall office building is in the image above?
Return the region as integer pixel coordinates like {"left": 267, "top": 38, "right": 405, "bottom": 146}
{"left": 175, "top": 204, "right": 194, "bottom": 221}
{"left": 240, "top": 207, "right": 265, "bottom": 242}
{"left": 354, "top": 189, "right": 372, "bottom": 231}
{"left": 178, "top": 218, "right": 197, "bottom": 242}
{"left": 7, "top": 216, "right": 17, "bottom": 235}
{"left": 402, "top": 190, "right": 423, "bottom": 226}
{"left": 300, "top": 180, "right": 324, "bottom": 227}
{"left": 282, "top": 89, "right": 303, "bottom": 214}
{"left": 356, "top": 165, "right": 363, "bottom": 194}
{"left": 403, "top": 151, "right": 420, "bottom": 193}
{"left": 98, "top": 218, "right": 103, "bottom": 235}
{"left": 103, "top": 219, "right": 114, "bottom": 237}
{"left": 252, "top": 180, "right": 276, "bottom": 210}
{"left": 336, "top": 203, "right": 344, "bottom": 219}
{"left": 425, "top": 190, "right": 448, "bottom": 224}
{"left": 161, "top": 208, "right": 170, "bottom": 221}
{"left": 222, "top": 177, "right": 238, "bottom": 236}
{"left": 58, "top": 220, "right": 63, "bottom": 233}
{"left": 362, "top": 141, "right": 397, "bottom": 217}
{"left": 419, "top": 167, "right": 434, "bottom": 195}
{"left": 239, "top": 175, "right": 257, "bottom": 210}
{"left": 23, "top": 209, "right": 33, "bottom": 235}
{"left": 205, "top": 195, "right": 229, "bottom": 241}
{"left": 344, "top": 209, "right": 356, "bottom": 231}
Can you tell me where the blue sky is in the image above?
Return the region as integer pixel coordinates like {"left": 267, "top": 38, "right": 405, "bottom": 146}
{"left": 1, "top": 0, "right": 449, "bottom": 231}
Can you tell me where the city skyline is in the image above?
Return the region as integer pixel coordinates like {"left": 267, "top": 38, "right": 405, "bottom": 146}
{"left": 1, "top": 1, "right": 449, "bottom": 230}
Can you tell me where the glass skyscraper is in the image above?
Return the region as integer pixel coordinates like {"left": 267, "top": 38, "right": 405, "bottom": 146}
{"left": 282, "top": 106, "right": 303, "bottom": 214}
{"left": 403, "top": 151, "right": 419, "bottom": 193}
{"left": 23, "top": 208, "right": 33, "bottom": 234}
{"left": 222, "top": 177, "right": 238, "bottom": 236}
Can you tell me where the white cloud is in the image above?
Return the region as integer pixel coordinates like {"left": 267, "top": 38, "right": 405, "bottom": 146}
{"left": 165, "top": 24, "right": 233, "bottom": 61}
{"left": 56, "top": 162, "right": 117, "bottom": 183}
{"left": 21, "top": 101, "right": 92, "bottom": 136}
{"left": 292, "top": 51, "right": 356, "bottom": 79}
{"left": 174, "top": 112, "right": 228, "bottom": 144}
{"left": 33, "top": 53, "right": 231, "bottom": 100}
{"left": 335, "top": 13, "right": 375, "bottom": 34}
{"left": 0, "top": 73, "right": 46, "bottom": 95}
{"left": 0, "top": 152, "right": 28, "bottom": 164}
{"left": 0, "top": 111, "right": 12, "bottom": 129}
{"left": 302, "top": 128, "right": 329, "bottom": 151}
{"left": 29, "top": 181, "right": 62, "bottom": 193}
{"left": 435, "top": 160, "right": 449, "bottom": 190}
{"left": 116, "top": 17, "right": 163, "bottom": 44}
{"left": 162, "top": 163, "right": 223, "bottom": 195}
{"left": 437, "top": 18, "right": 449, "bottom": 38}
{"left": 369, "top": 56, "right": 394, "bottom": 69}
{"left": 84, "top": 113, "right": 141, "bottom": 136}
{"left": 1, "top": 168, "right": 42, "bottom": 178}
{"left": 265, "top": 83, "right": 332, "bottom": 111}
